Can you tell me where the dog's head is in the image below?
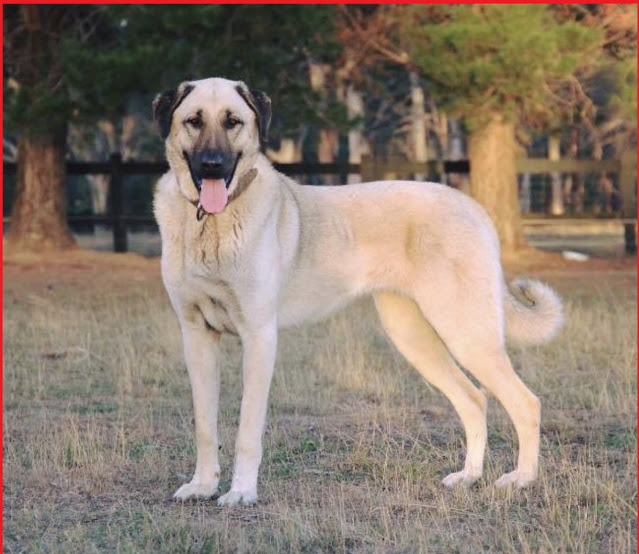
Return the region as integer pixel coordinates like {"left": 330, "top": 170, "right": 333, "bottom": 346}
{"left": 153, "top": 77, "right": 271, "bottom": 214}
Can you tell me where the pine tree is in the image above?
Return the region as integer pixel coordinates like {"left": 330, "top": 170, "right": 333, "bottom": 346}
{"left": 3, "top": 5, "right": 339, "bottom": 252}
{"left": 3, "top": 6, "right": 85, "bottom": 251}
{"left": 401, "top": 5, "right": 601, "bottom": 251}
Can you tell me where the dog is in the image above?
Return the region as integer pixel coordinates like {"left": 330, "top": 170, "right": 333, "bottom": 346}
{"left": 153, "top": 77, "right": 564, "bottom": 506}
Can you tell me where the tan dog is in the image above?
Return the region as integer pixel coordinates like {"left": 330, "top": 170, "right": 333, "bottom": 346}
{"left": 153, "top": 77, "right": 564, "bottom": 506}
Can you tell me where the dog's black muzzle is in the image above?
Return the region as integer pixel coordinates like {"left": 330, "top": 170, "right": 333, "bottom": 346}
{"left": 183, "top": 149, "right": 241, "bottom": 192}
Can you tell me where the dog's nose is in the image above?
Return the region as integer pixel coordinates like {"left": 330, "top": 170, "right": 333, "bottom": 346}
{"left": 201, "top": 152, "right": 225, "bottom": 173}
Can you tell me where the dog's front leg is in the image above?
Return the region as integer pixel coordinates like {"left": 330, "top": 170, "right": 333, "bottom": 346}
{"left": 218, "top": 322, "right": 277, "bottom": 506}
{"left": 173, "top": 320, "right": 221, "bottom": 501}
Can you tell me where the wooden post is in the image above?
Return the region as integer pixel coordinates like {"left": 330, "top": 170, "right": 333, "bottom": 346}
{"left": 619, "top": 151, "right": 637, "bottom": 254}
{"left": 109, "top": 153, "right": 127, "bottom": 253}
{"left": 361, "top": 155, "right": 374, "bottom": 182}
{"left": 433, "top": 160, "right": 445, "bottom": 183}
{"left": 624, "top": 223, "right": 636, "bottom": 255}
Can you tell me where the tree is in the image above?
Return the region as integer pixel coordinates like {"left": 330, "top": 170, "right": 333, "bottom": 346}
{"left": 103, "top": 5, "right": 341, "bottom": 154}
{"left": 4, "top": 5, "right": 340, "bottom": 251}
{"left": 3, "top": 6, "right": 85, "bottom": 251}
{"left": 4, "top": 5, "right": 154, "bottom": 251}
{"left": 541, "top": 5, "right": 637, "bottom": 216}
{"left": 401, "top": 5, "right": 601, "bottom": 251}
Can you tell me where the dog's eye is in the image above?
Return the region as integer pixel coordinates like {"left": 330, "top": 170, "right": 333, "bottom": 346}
{"left": 185, "top": 117, "right": 203, "bottom": 130}
{"left": 224, "top": 117, "right": 242, "bottom": 130}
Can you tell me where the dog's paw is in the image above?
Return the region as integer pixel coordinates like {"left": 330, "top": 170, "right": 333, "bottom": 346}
{"left": 494, "top": 470, "right": 536, "bottom": 489}
{"left": 173, "top": 481, "right": 218, "bottom": 501}
{"left": 217, "top": 489, "right": 258, "bottom": 507}
{"left": 441, "top": 469, "right": 481, "bottom": 488}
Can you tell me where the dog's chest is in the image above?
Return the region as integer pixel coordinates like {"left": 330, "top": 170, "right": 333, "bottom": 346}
{"left": 161, "top": 229, "right": 249, "bottom": 336}
{"left": 180, "top": 264, "right": 244, "bottom": 334}
{"left": 198, "top": 286, "right": 240, "bottom": 335}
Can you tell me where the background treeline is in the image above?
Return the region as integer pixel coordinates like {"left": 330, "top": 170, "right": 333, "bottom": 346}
{"left": 3, "top": 5, "right": 636, "bottom": 252}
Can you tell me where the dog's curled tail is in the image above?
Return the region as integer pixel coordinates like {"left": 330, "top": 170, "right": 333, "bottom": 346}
{"left": 504, "top": 278, "right": 564, "bottom": 345}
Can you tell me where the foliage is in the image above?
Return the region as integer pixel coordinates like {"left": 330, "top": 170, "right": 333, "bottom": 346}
{"left": 3, "top": 6, "right": 94, "bottom": 136}
{"left": 610, "top": 55, "right": 638, "bottom": 123}
{"left": 551, "top": 5, "right": 637, "bottom": 135}
{"left": 3, "top": 5, "right": 342, "bottom": 144}
{"left": 401, "top": 5, "right": 602, "bottom": 130}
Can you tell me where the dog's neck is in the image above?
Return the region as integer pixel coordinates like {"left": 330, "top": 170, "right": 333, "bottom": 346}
{"left": 229, "top": 168, "right": 258, "bottom": 203}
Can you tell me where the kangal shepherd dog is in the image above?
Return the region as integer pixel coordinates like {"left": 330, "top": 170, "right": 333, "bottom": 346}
{"left": 153, "top": 77, "right": 564, "bottom": 506}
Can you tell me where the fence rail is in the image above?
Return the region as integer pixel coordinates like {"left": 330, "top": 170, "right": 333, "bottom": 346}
{"left": 1, "top": 159, "right": 472, "bottom": 177}
{"left": 3, "top": 153, "right": 636, "bottom": 253}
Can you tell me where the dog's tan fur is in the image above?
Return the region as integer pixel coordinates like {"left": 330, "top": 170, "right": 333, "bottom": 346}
{"left": 154, "top": 77, "right": 564, "bottom": 506}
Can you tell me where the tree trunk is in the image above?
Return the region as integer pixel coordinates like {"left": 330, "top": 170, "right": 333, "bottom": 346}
{"left": 548, "top": 133, "right": 564, "bottom": 215}
{"left": 87, "top": 174, "right": 110, "bottom": 234}
{"left": 88, "top": 174, "right": 110, "bottom": 215}
{"left": 447, "top": 118, "right": 470, "bottom": 194}
{"left": 267, "top": 138, "right": 300, "bottom": 164}
{"left": 468, "top": 115, "right": 527, "bottom": 252}
{"left": 317, "top": 130, "right": 338, "bottom": 165}
{"left": 591, "top": 135, "right": 611, "bottom": 215}
{"left": 436, "top": 111, "right": 448, "bottom": 184}
{"left": 562, "top": 128, "right": 579, "bottom": 214}
{"left": 519, "top": 172, "right": 531, "bottom": 213}
{"left": 409, "top": 72, "right": 427, "bottom": 180}
{"left": 346, "top": 84, "right": 365, "bottom": 184}
{"left": 309, "top": 61, "right": 338, "bottom": 184}
{"left": 6, "top": 130, "right": 76, "bottom": 252}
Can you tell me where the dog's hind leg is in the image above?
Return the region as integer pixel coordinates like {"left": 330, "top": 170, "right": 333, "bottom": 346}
{"left": 374, "top": 291, "right": 487, "bottom": 487}
{"left": 453, "top": 346, "right": 540, "bottom": 488}
{"left": 413, "top": 286, "right": 541, "bottom": 488}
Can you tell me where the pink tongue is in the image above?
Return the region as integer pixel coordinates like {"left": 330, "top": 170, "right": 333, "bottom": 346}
{"left": 200, "top": 179, "right": 228, "bottom": 214}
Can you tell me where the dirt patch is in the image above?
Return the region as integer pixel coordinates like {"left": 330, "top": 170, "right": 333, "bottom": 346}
{"left": 3, "top": 249, "right": 162, "bottom": 294}
{"left": 501, "top": 246, "right": 636, "bottom": 272}
{"left": 3, "top": 246, "right": 635, "bottom": 303}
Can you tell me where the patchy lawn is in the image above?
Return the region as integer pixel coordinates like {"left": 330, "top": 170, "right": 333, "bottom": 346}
{"left": 3, "top": 250, "right": 636, "bottom": 553}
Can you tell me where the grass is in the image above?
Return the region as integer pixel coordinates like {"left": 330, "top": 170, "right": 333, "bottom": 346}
{"left": 3, "top": 256, "right": 637, "bottom": 553}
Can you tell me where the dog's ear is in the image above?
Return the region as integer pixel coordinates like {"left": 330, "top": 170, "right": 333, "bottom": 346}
{"left": 152, "top": 83, "right": 195, "bottom": 139}
{"left": 236, "top": 84, "right": 272, "bottom": 148}
{"left": 152, "top": 90, "right": 176, "bottom": 139}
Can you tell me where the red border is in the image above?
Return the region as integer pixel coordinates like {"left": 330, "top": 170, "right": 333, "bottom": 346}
{"left": 1, "top": 3, "right": 638, "bottom": 554}
{"left": 1, "top": 4, "right": 4, "bottom": 553}
{"left": 2, "top": 0, "right": 639, "bottom": 4}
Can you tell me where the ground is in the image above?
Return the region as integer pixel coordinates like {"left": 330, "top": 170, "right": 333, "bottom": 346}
{"left": 3, "top": 248, "right": 637, "bottom": 553}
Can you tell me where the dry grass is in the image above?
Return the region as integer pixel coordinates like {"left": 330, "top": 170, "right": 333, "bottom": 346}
{"left": 3, "top": 254, "right": 637, "bottom": 553}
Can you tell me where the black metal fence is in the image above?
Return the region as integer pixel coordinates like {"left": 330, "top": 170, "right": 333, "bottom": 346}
{"left": 3, "top": 153, "right": 636, "bottom": 253}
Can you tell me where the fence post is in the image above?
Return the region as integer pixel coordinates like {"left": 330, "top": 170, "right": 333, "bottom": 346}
{"left": 109, "top": 153, "right": 127, "bottom": 253}
{"left": 619, "top": 151, "right": 637, "bottom": 254}
{"left": 361, "top": 155, "right": 374, "bottom": 182}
